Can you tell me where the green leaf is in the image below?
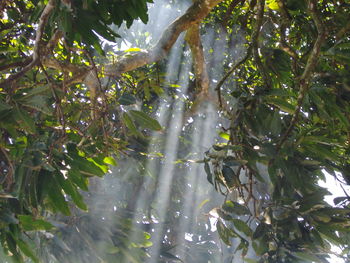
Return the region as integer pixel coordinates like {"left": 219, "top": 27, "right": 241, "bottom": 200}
{"left": 68, "top": 168, "right": 89, "bottom": 191}
{"left": 103, "top": 156, "right": 117, "bottom": 166}
{"left": 18, "top": 215, "right": 54, "bottom": 231}
{"left": 0, "top": 99, "right": 12, "bottom": 112}
{"left": 222, "top": 201, "right": 251, "bottom": 216}
{"left": 47, "top": 175, "right": 71, "bottom": 216}
{"left": 311, "top": 211, "right": 332, "bottom": 223}
{"left": 204, "top": 162, "right": 213, "bottom": 184}
{"left": 219, "top": 131, "right": 230, "bottom": 141}
{"left": 317, "top": 225, "right": 342, "bottom": 245}
{"left": 16, "top": 239, "right": 39, "bottom": 263}
{"left": 252, "top": 240, "right": 268, "bottom": 256}
{"left": 55, "top": 172, "right": 88, "bottom": 211}
{"left": 122, "top": 112, "right": 140, "bottom": 137}
{"left": 119, "top": 93, "right": 136, "bottom": 105}
{"left": 20, "top": 85, "right": 51, "bottom": 99}
{"left": 87, "top": 157, "right": 109, "bottom": 173}
{"left": 265, "top": 97, "right": 295, "bottom": 114}
{"left": 19, "top": 95, "right": 52, "bottom": 115}
{"left": 217, "top": 220, "right": 232, "bottom": 246}
{"left": 223, "top": 156, "right": 242, "bottom": 167}
{"left": 6, "top": 233, "right": 22, "bottom": 262}
{"left": 253, "top": 222, "right": 268, "bottom": 239}
{"left": 293, "top": 252, "right": 322, "bottom": 262}
{"left": 231, "top": 219, "right": 253, "bottom": 237}
{"left": 129, "top": 110, "right": 162, "bottom": 131}
{"left": 160, "top": 251, "right": 183, "bottom": 262}
{"left": 217, "top": 208, "right": 233, "bottom": 221}
{"left": 270, "top": 110, "right": 282, "bottom": 136}
{"left": 14, "top": 107, "right": 36, "bottom": 134}
{"left": 244, "top": 258, "right": 259, "bottom": 263}
{"left": 333, "top": 196, "right": 348, "bottom": 206}
{"left": 235, "top": 238, "right": 249, "bottom": 256}
{"left": 0, "top": 210, "right": 19, "bottom": 224}
{"left": 66, "top": 144, "right": 105, "bottom": 177}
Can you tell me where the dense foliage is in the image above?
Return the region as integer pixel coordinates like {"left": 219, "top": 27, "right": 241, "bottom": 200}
{"left": 1, "top": 0, "right": 350, "bottom": 262}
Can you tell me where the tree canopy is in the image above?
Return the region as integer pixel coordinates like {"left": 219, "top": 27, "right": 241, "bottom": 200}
{"left": 1, "top": 0, "right": 350, "bottom": 262}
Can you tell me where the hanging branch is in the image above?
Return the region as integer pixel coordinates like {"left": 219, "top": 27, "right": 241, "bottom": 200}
{"left": 276, "top": 0, "right": 326, "bottom": 152}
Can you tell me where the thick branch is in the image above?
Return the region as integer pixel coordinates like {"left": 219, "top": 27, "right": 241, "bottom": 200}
{"left": 106, "top": 0, "right": 224, "bottom": 76}
{"left": 183, "top": 23, "right": 214, "bottom": 118}
{"left": 185, "top": 24, "right": 210, "bottom": 96}
{"left": 33, "top": 0, "right": 56, "bottom": 61}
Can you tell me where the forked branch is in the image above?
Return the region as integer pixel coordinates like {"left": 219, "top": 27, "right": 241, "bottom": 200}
{"left": 105, "top": 0, "right": 224, "bottom": 77}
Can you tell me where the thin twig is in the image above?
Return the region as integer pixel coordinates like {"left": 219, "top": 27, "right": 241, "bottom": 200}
{"left": 251, "top": 0, "right": 272, "bottom": 90}
{"left": 0, "top": 147, "right": 14, "bottom": 190}
{"left": 215, "top": 46, "right": 252, "bottom": 109}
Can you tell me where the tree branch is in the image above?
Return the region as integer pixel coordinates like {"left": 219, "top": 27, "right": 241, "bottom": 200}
{"left": 185, "top": 24, "right": 210, "bottom": 96}
{"left": 105, "top": 0, "right": 224, "bottom": 77}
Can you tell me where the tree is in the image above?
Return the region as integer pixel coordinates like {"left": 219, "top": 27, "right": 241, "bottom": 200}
{"left": 1, "top": 0, "right": 350, "bottom": 262}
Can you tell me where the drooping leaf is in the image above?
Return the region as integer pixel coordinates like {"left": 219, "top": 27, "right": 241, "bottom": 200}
{"left": 217, "top": 220, "right": 232, "bottom": 246}
{"left": 129, "top": 110, "right": 162, "bottom": 131}
{"left": 16, "top": 239, "right": 39, "bottom": 263}
{"left": 55, "top": 172, "right": 88, "bottom": 211}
